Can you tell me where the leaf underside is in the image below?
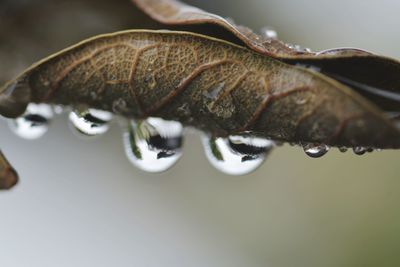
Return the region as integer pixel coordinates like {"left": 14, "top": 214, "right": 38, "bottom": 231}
{"left": 0, "top": 30, "right": 399, "bottom": 149}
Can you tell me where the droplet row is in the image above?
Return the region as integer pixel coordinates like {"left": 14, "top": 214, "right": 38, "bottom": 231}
{"left": 7, "top": 105, "right": 381, "bottom": 175}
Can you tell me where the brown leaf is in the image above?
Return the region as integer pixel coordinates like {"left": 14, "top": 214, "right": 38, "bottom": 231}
{"left": 0, "top": 150, "right": 18, "bottom": 190}
{"left": 132, "top": 0, "right": 400, "bottom": 127}
{"left": 1, "top": 30, "right": 399, "bottom": 150}
{"left": 132, "top": 0, "right": 301, "bottom": 57}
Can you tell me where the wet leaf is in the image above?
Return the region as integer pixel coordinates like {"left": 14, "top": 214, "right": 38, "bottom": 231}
{"left": 1, "top": 30, "right": 399, "bottom": 150}
{"left": 0, "top": 150, "right": 18, "bottom": 190}
{"left": 133, "top": 0, "right": 400, "bottom": 114}
{"left": 1, "top": 0, "right": 400, "bottom": 189}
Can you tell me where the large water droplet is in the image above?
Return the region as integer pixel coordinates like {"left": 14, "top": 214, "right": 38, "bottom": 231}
{"left": 303, "top": 143, "right": 330, "bottom": 158}
{"left": 8, "top": 103, "right": 53, "bottom": 140}
{"left": 123, "top": 118, "right": 183, "bottom": 173}
{"left": 202, "top": 135, "right": 274, "bottom": 175}
{"left": 69, "top": 109, "right": 113, "bottom": 136}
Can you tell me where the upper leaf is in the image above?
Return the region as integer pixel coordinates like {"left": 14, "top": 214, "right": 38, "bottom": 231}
{"left": 132, "top": 0, "right": 400, "bottom": 115}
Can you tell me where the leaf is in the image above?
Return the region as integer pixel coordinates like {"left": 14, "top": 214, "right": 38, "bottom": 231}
{"left": 1, "top": 30, "right": 399, "bottom": 150}
{"left": 132, "top": 0, "right": 301, "bottom": 57}
{"left": 132, "top": 0, "right": 400, "bottom": 114}
{"left": 0, "top": 150, "right": 18, "bottom": 190}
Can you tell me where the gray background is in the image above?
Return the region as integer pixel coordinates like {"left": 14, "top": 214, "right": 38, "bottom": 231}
{"left": 1, "top": 0, "right": 400, "bottom": 267}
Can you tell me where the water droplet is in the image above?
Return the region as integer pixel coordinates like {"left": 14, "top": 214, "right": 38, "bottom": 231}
{"left": 8, "top": 103, "right": 53, "bottom": 140}
{"left": 260, "top": 26, "right": 278, "bottom": 39}
{"left": 123, "top": 118, "right": 183, "bottom": 173}
{"left": 353, "top": 147, "right": 367, "bottom": 155}
{"left": 338, "top": 146, "right": 348, "bottom": 153}
{"left": 303, "top": 143, "right": 330, "bottom": 158}
{"left": 69, "top": 109, "right": 113, "bottom": 136}
{"left": 287, "top": 43, "right": 312, "bottom": 53}
{"left": 202, "top": 135, "right": 274, "bottom": 175}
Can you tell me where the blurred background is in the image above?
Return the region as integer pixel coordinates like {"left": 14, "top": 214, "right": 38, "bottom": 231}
{"left": 0, "top": 0, "right": 399, "bottom": 266}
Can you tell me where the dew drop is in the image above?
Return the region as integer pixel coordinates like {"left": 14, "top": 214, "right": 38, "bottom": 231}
{"left": 123, "top": 118, "right": 183, "bottom": 173}
{"left": 303, "top": 143, "right": 330, "bottom": 158}
{"left": 8, "top": 103, "right": 53, "bottom": 140}
{"left": 338, "top": 146, "right": 348, "bottom": 153}
{"left": 69, "top": 109, "right": 113, "bottom": 136}
{"left": 353, "top": 147, "right": 367, "bottom": 155}
{"left": 260, "top": 26, "right": 278, "bottom": 39}
{"left": 202, "top": 134, "right": 274, "bottom": 175}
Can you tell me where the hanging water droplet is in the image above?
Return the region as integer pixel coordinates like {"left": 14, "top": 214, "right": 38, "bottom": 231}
{"left": 69, "top": 109, "right": 113, "bottom": 136}
{"left": 123, "top": 118, "right": 183, "bottom": 173}
{"left": 338, "top": 146, "right": 348, "bottom": 153}
{"left": 303, "top": 143, "right": 330, "bottom": 158}
{"left": 8, "top": 103, "right": 53, "bottom": 140}
{"left": 353, "top": 147, "right": 367, "bottom": 155}
{"left": 202, "top": 134, "right": 274, "bottom": 175}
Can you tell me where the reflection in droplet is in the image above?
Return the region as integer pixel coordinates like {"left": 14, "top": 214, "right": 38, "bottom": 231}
{"left": 303, "top": 143, "right": 330, "bottom": 158}
{"left": 69, "top": 109, "right": 113, "bottom": 136}
{"left": 353, "top": 147, "right": 367, "bottom": 155}
{"left": 202, "top": 135, "right": 274, "bottom": 175}
{"left": 123, "top": 118, "right": 183, "bottom": 173}
{"left": 9, "top": 104, "right": 53, "bottom": 140}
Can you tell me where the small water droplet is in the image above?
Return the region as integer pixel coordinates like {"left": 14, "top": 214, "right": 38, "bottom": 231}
{"left": 260, "top": 26, "right": 278, "bottom": 39}
{"left": 8, "top": 103, "right": 53, "bottom": 140}
{"left": 353, "top": 147, "right": 367, "bottom": 155}
{"left": 202, "top": 135, "right": 274, "bottom": 175}
{"left": 69, "top": 109, "right": 113, "bottom": 136}
{"left": 123, "top": 118, "right": 183, "bottom": 173}
{"left": 303, "top": 143, "right": 330, "bottom": 158}
{"left": 338, "top": 146, "right": 348, "bottom": 153}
